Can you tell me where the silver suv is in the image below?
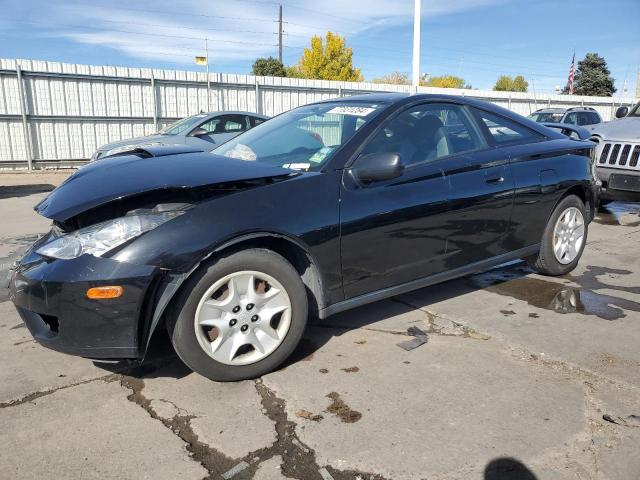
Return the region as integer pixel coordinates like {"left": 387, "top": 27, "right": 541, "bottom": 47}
{"left": 528, "top": 107, "right": 602, "bottom": 127}
{"left": 590, "top": 103, "right": 640, "bottom": 203}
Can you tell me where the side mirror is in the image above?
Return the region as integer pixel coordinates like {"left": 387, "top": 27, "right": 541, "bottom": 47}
{"left": 615, "top": 106, "right": 629, "bottom": 119}
{"left": 190, "top": 127, "right": 209, "bottom": 137}
{"left": 352, "top": 152, "right": 404, "bottom": 183}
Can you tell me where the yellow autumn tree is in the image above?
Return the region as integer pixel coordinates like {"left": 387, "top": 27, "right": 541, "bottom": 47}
{"left": 424, "top": 75, "right": 466, "bottom": 88}
{"left": 295, "top": 32, "right": 362, "bottom": 81}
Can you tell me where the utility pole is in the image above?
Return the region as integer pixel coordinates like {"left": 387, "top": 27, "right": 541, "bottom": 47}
{"left": 277, "top": 5, "right": 283, "bottom": 63}
{"left": 205, "top": 38, "right": 210, "bottom": 111}
{"left": 412, "top": 0, "right": 421, "bottom": 88}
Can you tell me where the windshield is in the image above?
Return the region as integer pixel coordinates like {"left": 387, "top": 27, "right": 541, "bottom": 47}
{"left": 159, "top": 114, "right": 209, "bottom": 135}
{"left": 213, "top": 101, "right": 387, "bottom": 170}
{"left": 627, "top": 102, "right": 640, "bottom": 117}
{"left": 528, "top": 112, "right": 564, "bottom": 123}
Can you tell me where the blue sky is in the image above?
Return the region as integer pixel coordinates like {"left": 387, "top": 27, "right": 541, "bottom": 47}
{"left": 1, "top": 0, "right": 638, "bottom": 95}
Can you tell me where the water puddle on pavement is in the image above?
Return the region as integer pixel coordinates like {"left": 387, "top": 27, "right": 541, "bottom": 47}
{"left": 594, "top": 202, "right": 640, "bottom": 227}
{"left": 469, "top": 265, "right": 640, "bottom": 321}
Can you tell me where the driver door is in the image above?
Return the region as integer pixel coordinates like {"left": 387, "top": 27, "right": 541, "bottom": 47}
{"left": 340, "top": 102, "right": 485, "bottom": 299}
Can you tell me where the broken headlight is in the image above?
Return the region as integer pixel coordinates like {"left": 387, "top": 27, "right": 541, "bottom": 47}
{"left": 36, "top": 210, "right": 186, "bottom": 260}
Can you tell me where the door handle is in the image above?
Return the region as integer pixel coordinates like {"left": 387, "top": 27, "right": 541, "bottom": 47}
{"left": 485, "top": 175, "right": 504, "bottom": 184}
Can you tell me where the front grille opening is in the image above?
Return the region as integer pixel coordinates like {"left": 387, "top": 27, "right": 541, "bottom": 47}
{"left": 41, "top": 314, "right": 59, "bottom": 333}
{"left": 609, "top": 144, "right": 621, "bottom": 165}
{"left": 599, "top": 143, "right": 611, "bottom": 164}
{"left": 631, "top": 146, "right": 640, "bottom": 168}
{"left": 619, "top": 145, "right": 631, "bottom": 166}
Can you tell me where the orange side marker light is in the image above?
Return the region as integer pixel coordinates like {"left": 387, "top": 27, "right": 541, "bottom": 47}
{"left": 86, "top": 286, "right": 124, "bottom": 299}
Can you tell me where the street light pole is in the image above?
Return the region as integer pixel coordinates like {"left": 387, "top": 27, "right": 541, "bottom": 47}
{"left": 412, "top": 0, "right": 421, "bottom": 88}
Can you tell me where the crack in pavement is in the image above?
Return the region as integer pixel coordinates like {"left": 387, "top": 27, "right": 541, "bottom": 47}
{"left": 0, "top": 356, "right": 174, "bottom": 409}
{"left": 115, "top": 361, "right": 391, "bottom": 480}
{"left": 119, "top": 369, "right": 237, "bottom": 479}
{"left": 250, "top": 379, "right": 390, "bottom": 480}
{"left": 0, "top": 374, "right": 120, "bottom": 408}
{"left": 391, "top": 297, "right": 491, "bottom": 340}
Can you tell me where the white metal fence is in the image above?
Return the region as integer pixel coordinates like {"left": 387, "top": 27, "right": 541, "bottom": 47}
{"left": 1, "top": 58, "right": 637, "bottom": 169}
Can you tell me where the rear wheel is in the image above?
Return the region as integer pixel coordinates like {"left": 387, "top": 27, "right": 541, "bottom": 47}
{"left": 167, "top": 249, "right": 308, "bottom": 381}
{"left": 527, "top": 195, "right": 587, "bottom": 276}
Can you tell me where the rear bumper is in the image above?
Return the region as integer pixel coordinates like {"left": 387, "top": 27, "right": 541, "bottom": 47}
{"left": 10, "top": 249, "right": 158, "bottom": 359}
{"left": 597, "top": 167, "right": 640, "bottom": 202}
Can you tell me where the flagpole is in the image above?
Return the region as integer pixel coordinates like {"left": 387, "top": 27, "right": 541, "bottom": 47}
{"left": 205, "top": 38, "right": 210, "bottom": 111}
{"left": 411, "top": 0, "right": 421, "bottom": 88}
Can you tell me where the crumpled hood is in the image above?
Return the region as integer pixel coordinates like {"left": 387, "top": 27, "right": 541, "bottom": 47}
{"left": 589, "top": 117, "right": 640, "bottom": 141}
{"left": 35, "top": 151, "right": 292, "bottom": 222}
{"left": 97, "top": 134, "right": 182, "bottom": 153}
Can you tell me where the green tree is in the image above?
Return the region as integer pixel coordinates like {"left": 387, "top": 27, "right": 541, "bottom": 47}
{"left": 493, "top": 75, "right": 528, "bottom": 92}
{"left": 372, "top": 71, "right": 410, "bottom": 85}
{"left": 296, "top": 32, "right": 362, "bottom": 81}
{"left": 563, "top": 53, "right": 616, "bottom": 96}
{"left": 284, "top": 65, "right": 303, "bottom": 78}
{"left": 424, "top": 75, "right": 466, "bottom": 88}
{"left": 252, "top": 57, "right": 287, "bottom": 77}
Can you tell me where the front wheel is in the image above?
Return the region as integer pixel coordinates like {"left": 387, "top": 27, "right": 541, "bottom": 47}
{"left": 527, "top": 195, "right": 588, "bottom": 276}
{"left": 167, "top": 249, "right": 308, "bottom": 381}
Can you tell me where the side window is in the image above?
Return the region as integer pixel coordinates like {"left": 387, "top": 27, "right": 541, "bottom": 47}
{"left": 564, "top": 112, "right": 579, "bottom": 125}
{"left": 198, "top": 118, "right": 220, "bottom": 134}
{"left": 361, "top": 103, "right": 485, "bottom": 167}
{"left": 199, "top": 115, "right": 248, "bottom": 135}
{"left": 589, "top": 112, "right": 601, "bottom": 124}
{"left": 575, "top": 112, "right": 593, "bottom": 126}
{"left": 250, "top": 116, "right": 266, "bottom": 127}
{"left": 473, "top": 108, "right": 544, "bottom": 145}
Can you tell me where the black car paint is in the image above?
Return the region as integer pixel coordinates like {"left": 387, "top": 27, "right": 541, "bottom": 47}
{"left": 11, "top": 93, "right": 597, "bottom": 360}
{"left": 36, "top": 145, "right": 293, "bottom": 223}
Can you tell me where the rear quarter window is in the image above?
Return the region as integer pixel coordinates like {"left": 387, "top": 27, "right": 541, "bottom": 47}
{"left": 472, "top": 108, "right": 544, "bottom": 145}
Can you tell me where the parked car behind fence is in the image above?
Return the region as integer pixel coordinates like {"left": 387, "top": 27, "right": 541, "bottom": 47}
{"left": 91, "top": 111, "right": 269, "bottom": 161}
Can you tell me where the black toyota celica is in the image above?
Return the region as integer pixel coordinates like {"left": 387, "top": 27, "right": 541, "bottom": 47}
{"left": 10, "top": 93, "right": 598, "bottom": 381}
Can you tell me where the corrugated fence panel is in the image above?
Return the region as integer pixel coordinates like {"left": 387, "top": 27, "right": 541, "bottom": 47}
{"left": 0, "top": 58, "right": 637, "bottom": 167}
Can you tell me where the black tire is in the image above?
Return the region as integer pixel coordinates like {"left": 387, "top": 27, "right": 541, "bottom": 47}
{"left": 166, "top": 248, "right": 308, "bottom": 381}
{"left": 527, "top": 195, "right": 588, "bottom": 276}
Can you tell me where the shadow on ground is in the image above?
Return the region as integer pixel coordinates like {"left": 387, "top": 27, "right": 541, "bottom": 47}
{"left": 484, "top": 457, "right": 538, "bottom": 480}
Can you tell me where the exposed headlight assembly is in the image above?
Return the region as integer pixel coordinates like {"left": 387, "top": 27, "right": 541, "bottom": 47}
{"left": 36, "top": 210, "right": 186, "bottom": 260}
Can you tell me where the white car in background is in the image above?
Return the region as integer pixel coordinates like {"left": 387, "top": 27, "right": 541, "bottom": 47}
{"left": 589, "top": 103, "right": 640, "bottom": 203}
{"left": 91, "top": 111, "right": 269, "bottom": 161}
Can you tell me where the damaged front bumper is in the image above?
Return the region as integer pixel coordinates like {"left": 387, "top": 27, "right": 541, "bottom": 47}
{"left": 10, "top": 243, "right": 160, "bottom": 359}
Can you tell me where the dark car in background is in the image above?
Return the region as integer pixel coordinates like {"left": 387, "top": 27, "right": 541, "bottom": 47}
{"left": 528, "top": 107, "right": 602, "bottom": 127}
{"left": 91, "top": 111, "right": 269, "bottom": 161}
{"left": 11, "top": 94, "right": 598, "bottom": 381}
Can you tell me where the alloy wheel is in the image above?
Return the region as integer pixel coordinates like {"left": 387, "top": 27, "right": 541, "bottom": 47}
{"left": 552, "top": 206, "right": 585, "bottom": 265}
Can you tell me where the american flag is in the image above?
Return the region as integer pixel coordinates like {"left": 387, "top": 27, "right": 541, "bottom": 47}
{"left": 567, "top": 52, "right": 575, "bottom": 95}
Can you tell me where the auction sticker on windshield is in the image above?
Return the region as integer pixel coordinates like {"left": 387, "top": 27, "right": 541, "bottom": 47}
{"left": 326, "top": 106, "right": 376, "bottom": 116}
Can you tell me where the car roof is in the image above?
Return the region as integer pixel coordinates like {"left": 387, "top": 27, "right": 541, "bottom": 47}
{"left": 533, "top": 108, "right": 566, "bottom": 114}
{"left": 533, "top": 107, "right": 599, "bottom": 114}
{"left": 313, "top": 92, "right": 564, "bottom": 140}
{"left": 202, "top": 111, "right": 270, "bottom": 119}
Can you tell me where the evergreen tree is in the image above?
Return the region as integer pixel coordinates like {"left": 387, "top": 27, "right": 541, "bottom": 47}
{"left": 563, "top": 53, "right": 616, "bottom": 96}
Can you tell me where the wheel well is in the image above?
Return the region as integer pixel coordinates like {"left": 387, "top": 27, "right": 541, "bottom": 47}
{"left": 561, "top": 184, "right": 593, "bottom": 220}
{"left": 209, "top": 235, "right": 326, "bottom": 318}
